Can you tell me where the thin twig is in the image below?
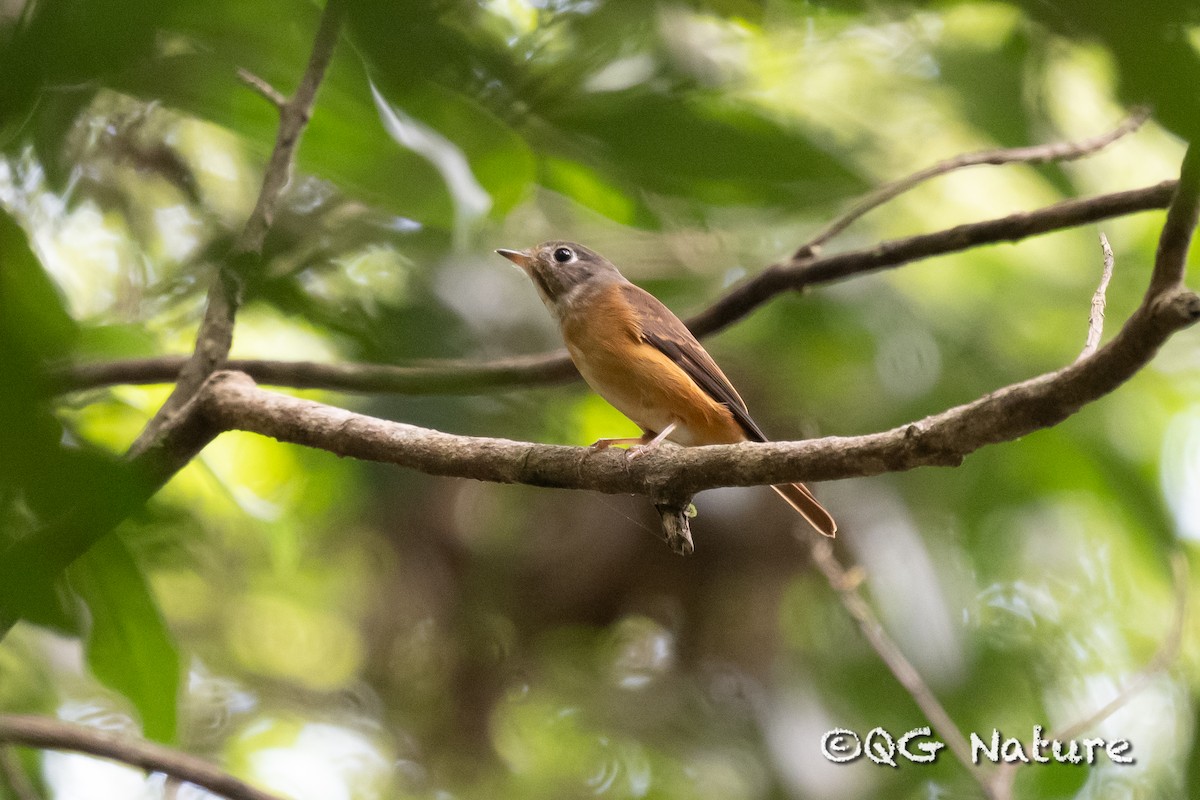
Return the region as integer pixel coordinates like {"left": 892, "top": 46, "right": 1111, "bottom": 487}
{"left": 236, "top": 68, "right": 287, "bottom": 109}
{"left": 0, "top": 745, "right": 38, "bottom": 800}
{"left": 691, "top": 181, "right": 1177, "bottom": 338}
{"left": 50, "top": 181, "right": 1178, "bottom": 397}
{"left": 53, "top": 352, "right": 578, "bottom": 396}
{"left": 795, "top": 109, "right": 1149, "bottom": 259}
{"left": 990, "top": 552, "right": 1190, "bottom": 798}
{"left": 1079, "top": 233, "right": 1115, "bottom": 360}
{"left": 237, "top": 0, "right": 344, "bottom": 257}
{"left": 127, "top": 0, "right": 344, "bottom": 457}
{"left": 809, "top": 541, "right": 997, "bottom": 798}
{"left": 0, "top": 716, "right": 283, "bottom": 800}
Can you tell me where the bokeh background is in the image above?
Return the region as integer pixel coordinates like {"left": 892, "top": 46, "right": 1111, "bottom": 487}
{"left": 2, "top": 0, "right": 1199, "bottom": 798}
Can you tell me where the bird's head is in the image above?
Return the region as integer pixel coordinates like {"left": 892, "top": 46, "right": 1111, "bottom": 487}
{"left": 496, "top": 241, "right": 624, "bottom": 315}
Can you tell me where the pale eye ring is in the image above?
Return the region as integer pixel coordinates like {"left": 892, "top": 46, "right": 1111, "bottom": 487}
{"left": 553, "top": 247, "right": 574, "bottom": 263}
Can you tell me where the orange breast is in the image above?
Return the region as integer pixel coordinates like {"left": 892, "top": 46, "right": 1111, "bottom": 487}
{"left": 559, "top": 287, "right": 745, "bottom": 446}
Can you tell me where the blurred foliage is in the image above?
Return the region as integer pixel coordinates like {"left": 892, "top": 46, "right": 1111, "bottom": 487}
{"left": 68, "top": 533, "right": 180, "bottom": 743}
{"left": 2, "top": 1, "right": 1200, "bottom": 799}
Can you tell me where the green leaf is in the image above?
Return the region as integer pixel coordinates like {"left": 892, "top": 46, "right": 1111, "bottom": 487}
{"left": 546, "top": 91, "right": 865, "bottom": 207}
{"left": 539, "top": 156, "right": 660, "bottom": 228}
{"left": 0, "top": 209, "right": 79, "bottom": 513}
{"left": 69, "top": 533, "right": 181, "bottom": 744}
{"left": 0, "top": 208, "right": 75, "bottom": 543}
{"left": 110, "top": 0, "right": 535, "bottom": 230}
{"left": 0, "top": 0, "right": 182, "bottom": 138}
{"left": 1011, "top": 0, "right": 1200, "bottom": 140}
{"left": 112, "top": 51, "right": 452, "bottom": 228}
{"left": 0, "top": 210, "right": 105, "bottom": 639}
{"left": 0, "top": 211, "right": 77, "bottom": 362}
{"left": 368, "top": 79, "right": 537, "bottom": 220}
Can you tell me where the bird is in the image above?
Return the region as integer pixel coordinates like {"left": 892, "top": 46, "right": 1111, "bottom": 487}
{"left": 496, "top": 240, "right": 836, "bottom": 538}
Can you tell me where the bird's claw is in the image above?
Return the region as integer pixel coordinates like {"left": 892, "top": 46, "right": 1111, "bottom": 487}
{"left": 626, "top": 444, "right": 656, "bottom": 461}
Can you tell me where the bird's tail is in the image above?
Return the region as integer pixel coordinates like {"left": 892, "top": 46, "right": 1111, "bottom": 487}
{"left": 771, "top": 483, "right": 837, "bottom": 537}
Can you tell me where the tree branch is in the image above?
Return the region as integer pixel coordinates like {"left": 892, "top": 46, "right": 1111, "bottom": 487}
{"left": 136, "top": 145, "right": 1193, "bottom": 542}
{"left": 236, "top": 0, "right": 344, "bottom": 258}
{"left": 51, "top": 181, "right": 1177, "bottom": 396}
{"left": 1148, "top": 144, "right": 1200, "bottom": 296}
{"left": 1079, "top": 233, "right": 1115, "bottom": 360}
{"left": 236, "top": 67, "right": 287, "bottom": 110}
{"left": 126, "top": 0, "right": 344, "bottom": 457}
{"left": 687, "top": 180, "right": 1177, "bottom": 338}
{"left": 0, "top": 0, "right": 344, "bottom": 632}
{"left": 0, "top": 715, "right": 284, "bottom": 800}
{"left": 191, "top": 263, "right": 1199, "bottom": 504}
{"left": 54, "top": 352, "right": 580, "bottom": 396}
{"left": 809, "top": 541, "right": 999, "bottom": 799}
{"left": 795, "top": 109, "right": 1149, "bottom": 259}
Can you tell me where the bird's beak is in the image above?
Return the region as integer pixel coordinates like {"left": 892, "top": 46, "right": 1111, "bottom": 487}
{"left": 495, "top": 248, "right": 533, "bottom": 270}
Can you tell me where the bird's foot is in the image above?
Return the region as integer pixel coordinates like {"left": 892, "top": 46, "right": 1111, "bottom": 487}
{"left": 626, "top": 444, "right": 656, "bottom": 461}
{"left": 625, "top": 422, "right": 678, "bottom": 460}
{"left": 589, "top": 436, "right": 646, "bottom": 451}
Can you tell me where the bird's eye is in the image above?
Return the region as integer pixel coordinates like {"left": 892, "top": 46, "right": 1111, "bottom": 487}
{"left": 553, "top": 247, "right": 574, "bottom": 263}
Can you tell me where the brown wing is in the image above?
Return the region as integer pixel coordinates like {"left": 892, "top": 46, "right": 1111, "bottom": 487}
{"left": 619, "top": 282, "right": 768, "bottom": 442}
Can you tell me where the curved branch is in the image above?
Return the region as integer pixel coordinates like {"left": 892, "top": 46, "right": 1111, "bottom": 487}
{"left": 1149, "top": 142, "right": 1200, "bottom": 295}
{"left": 51, "top": 181, "right": 1177, "bottom": 396}
{"left": 180, "top": 148, "right": 1200, "bottom": 509}
{"left": 194, "top": 290, "right": 1200, "bottom": 498}
{"left": 795, "top": 108, "right": 1149, "bottom": 258}
{"left": 0, "top": 715, "right": 284, "bottom": 800}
